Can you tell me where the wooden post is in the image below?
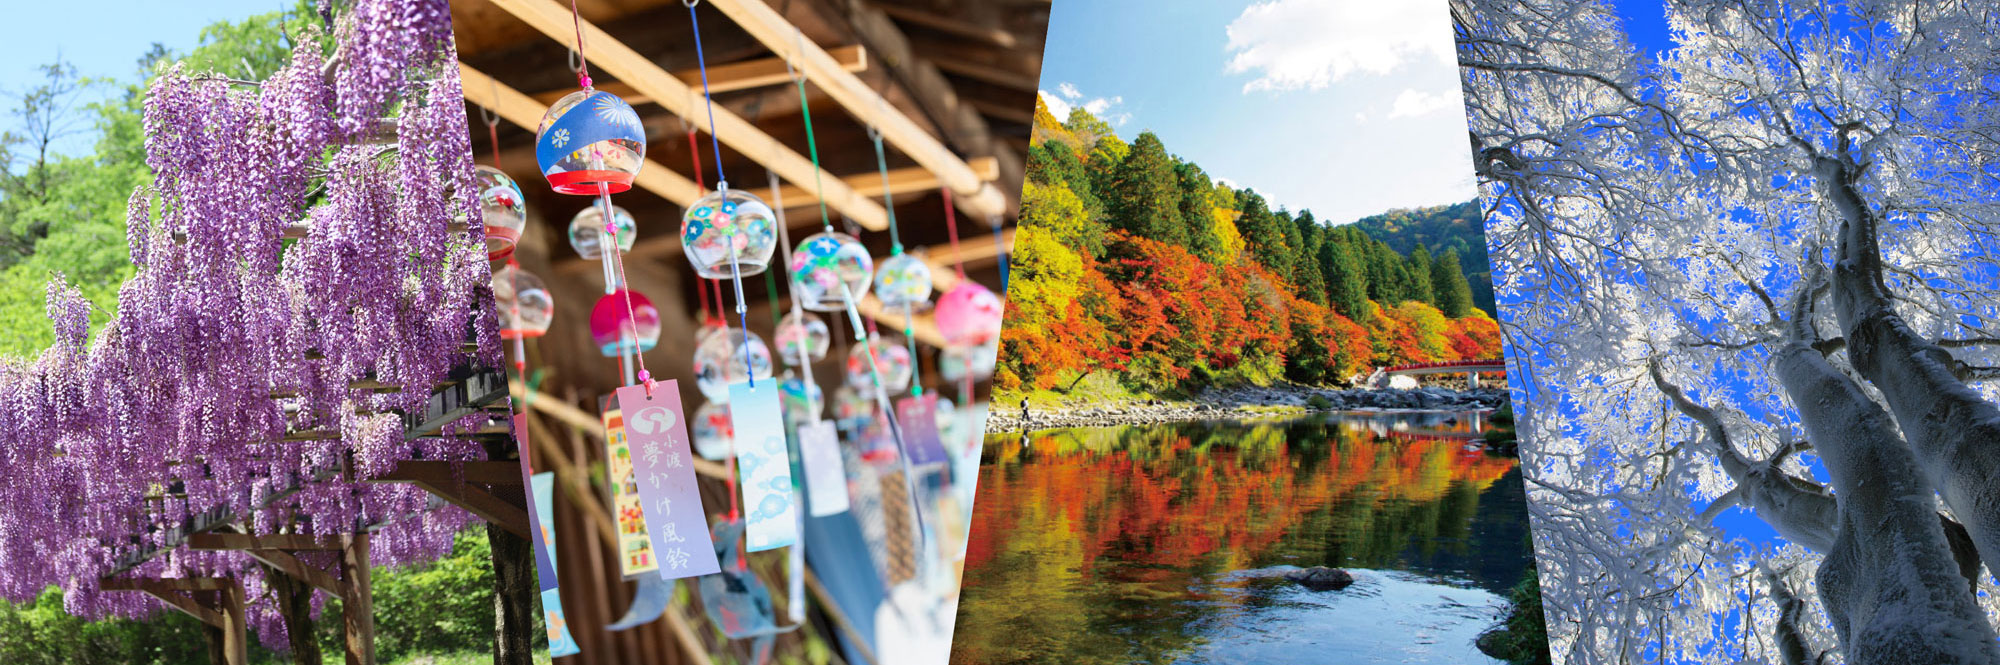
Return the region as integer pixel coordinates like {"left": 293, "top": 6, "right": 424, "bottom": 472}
{"left": 216, "top": 582, "right": 250, "bottom": 665}
{"left": 340, "top": 533, "right": 375, "bottom": 665}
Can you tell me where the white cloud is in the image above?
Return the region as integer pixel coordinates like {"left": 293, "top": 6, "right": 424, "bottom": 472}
{"left": 1388, "top": 88, "right": 1455, "bottom": 118}
{"left": 1039, "top": 84, "right": 1130, "bottom": 127}
{"left": 1038, "top": 89, "right": 1073, "bottom": 120}
{"left": 1224, "top": 0, "right": 1456, "bottom": 94}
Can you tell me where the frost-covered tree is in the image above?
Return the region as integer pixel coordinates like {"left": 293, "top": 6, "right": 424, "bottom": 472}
{"left": 1456, "top": 0, "right": 2000, "bottom": 662}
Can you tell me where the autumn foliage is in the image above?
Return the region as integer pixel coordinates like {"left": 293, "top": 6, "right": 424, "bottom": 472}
{"left": 999, "top": 100, "right": 1503, "bottom": 392}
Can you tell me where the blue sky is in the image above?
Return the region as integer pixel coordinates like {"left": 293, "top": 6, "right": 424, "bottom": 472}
{"left": 1036, "top": 0, "right": 1478, "bottom": 226}
{"left": 0, "top": 0, "right": 290, "bottom": 158}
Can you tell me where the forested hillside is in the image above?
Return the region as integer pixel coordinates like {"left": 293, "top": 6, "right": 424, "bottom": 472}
{"left": 1000, "top": 98, "right": 1501, "bottom": 394}
{"left": 1349, "top": 201, "right": 1497, "bottom": 315}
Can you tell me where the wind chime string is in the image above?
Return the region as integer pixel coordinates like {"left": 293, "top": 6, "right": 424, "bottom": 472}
{"left": 772, "top": 170, "right": 824, "bottom": 425}
{"left": 943, "top": 188, "right": 967, "bottom": 280}
{"left": 567, "top": 0, "right": 592, "bottom": 89}
{"left": 563, "top": 0, "right": 652, "bottom": 393}
{"left": 867, "top": 126, "right": 924, "bottom": 397}
{"left": 686, "top": 0, "right": 755, "bottom": 390}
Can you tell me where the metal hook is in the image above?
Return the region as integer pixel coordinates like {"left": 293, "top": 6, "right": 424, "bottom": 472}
{"left": 567, "top": 47, "right": 583, "bottom": 74}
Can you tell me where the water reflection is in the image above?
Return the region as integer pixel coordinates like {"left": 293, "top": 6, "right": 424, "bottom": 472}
{"left": 952, "top": 411, "right": 1529, "bottom": 665}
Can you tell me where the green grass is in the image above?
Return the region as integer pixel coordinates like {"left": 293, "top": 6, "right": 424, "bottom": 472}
{"left": 384, "top": 651, "right": 553, "bottom": 665}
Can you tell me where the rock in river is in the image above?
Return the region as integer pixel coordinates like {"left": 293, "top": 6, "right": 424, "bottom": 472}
{"left": 1284, "top": 566, "right": 1355, "bottom": 591}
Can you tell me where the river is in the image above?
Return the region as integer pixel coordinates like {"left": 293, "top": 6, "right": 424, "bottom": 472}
{"left": 949, "top": 410, "right": 1531, "bottom": 664}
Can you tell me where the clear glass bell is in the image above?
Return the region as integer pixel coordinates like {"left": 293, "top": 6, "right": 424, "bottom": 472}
{"left": 872, "top": 252, "right": 933, "bottom": 308}
{"left": 692, "top": 400, "right": 733, "bottom": 461}
{"left": 475, "top": 165, "right": 526, "bottom": 258}
{"left": 681, "top": 187, "right": 778, "bottom": 278}
{"left": 788, "top": 231, "right": 874, "bottom": 312}
{"left": 939, "top": 336, "right": 999, "bottom": 382}
{"left": 832, "top": 384, "right": 875, "bottom": 430}
{"left": 774, "top": 310, "right": 831, "bottom": 366}
{"left": 780, "top": 376, "right": 824, "bottom": 427}
{"left": 692, "top": 328, "right": 775, "bottom": 402}
{"left": 568, "top": 204, "right": 637, "bottom": 260}
{"left": 492, "top": 264, "right": 554, "bottom": 339}
{"left": 845, "top": 335, "right": 913, "bottom": 393}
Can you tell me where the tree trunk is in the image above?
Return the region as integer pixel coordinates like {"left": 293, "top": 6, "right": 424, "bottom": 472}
{"left": 1771, "top": 264, "right": 1999, "bottom": 664}
{"left": 262, "top": 563, "right": 323, "bottom": 665}
{"left": 1822, "top": 157, "right": 2000, "bottom": 584}
{"left": 205, "top": 623, "right": 229, "bottom": 665}
{"left": 488, "top": 521, "right": 537, "bottom": 665}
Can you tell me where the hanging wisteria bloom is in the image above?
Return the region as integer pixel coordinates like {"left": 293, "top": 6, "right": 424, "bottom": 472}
{"left": 0, "top": 1, "right": 502, "bottom": 643}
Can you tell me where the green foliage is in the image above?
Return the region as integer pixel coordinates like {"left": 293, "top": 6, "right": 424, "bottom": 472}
{"left": 1104, "top": 132, "right": 1187, "bottom": 247}
{"left": 1407, "top": 245, "right": 1435, "bottom": 306}
{"left": 1349, "top": 200, "right": 1497, "bottom": 315}
{"left": 0, "top": 586, "right": 230, "bottom": 665}
{"left": 1487, "top": 568, "right": 1552, "bottom": 665}
{"left": 1305, "top": 394, "right": 1334, "bottom": 410}
{"left": 1430, "top": 248, "right": 1475, "bottom": 317}
{"left": 315, "top": 529, "right": 543, "bottom": 662}
{"left": 0, "top": 2, "right": 315, "bottom": 359}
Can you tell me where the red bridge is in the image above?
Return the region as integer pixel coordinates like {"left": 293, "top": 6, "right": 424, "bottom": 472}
{"left": 1367, "top": 358, "right": 1507, "bottom": 388}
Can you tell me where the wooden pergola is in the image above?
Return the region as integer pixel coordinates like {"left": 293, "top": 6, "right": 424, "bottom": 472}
{"left": 452, "top": 0, "right": 1041, "bottom": 663}
{"left": 99, "top": 366, "right": 527, "bottom": 665}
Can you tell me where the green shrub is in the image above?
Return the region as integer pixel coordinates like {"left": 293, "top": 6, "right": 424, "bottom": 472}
{"left": 1305, "top": 394, "right": 1334, "bottom": 410}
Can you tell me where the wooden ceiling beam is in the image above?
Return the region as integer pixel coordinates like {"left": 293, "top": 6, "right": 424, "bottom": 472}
{"left": 872, "top": 3, "right": 1020, "bottom": 50}
{"left": 529, "top": 45, "right": 867, "bottom": 106}
{"left": 484, "top": 0, "right": 888, "bottom": 230}
{"left": 704, "top": 0, "right": 1011, "bottom": 222}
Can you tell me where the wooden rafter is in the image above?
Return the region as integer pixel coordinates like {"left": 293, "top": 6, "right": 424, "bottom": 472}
{"left": 529, "top": 45, "right": 868, "bottom": 106}
{"left": 482, "top": 0, "right": 889, "bottom": 230}
{"left": 705, "top": 0, "right": 1012, "bottom": 221}
{"left": 365, "top": 460, "right": 532, "bottom": 538}
{"left": 101, "top": 577, "right": 249, "bottom": 664}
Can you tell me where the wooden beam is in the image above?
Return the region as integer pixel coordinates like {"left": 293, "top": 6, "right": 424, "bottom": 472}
{"left": 555, "top": 157, "right": 1000, "bottom": 274}
{"left": 706, "top": 0, "right": 1011, "bottom": 221}
{"left": 461, "top": 63, "right": 703, "bottom": 208}
{"left": 366, "top": 461, "right": 532, "bottom": 538}
{"left": 529, "top": 45, "right": 868, "bottom": 106}
{"left": 858, "top": 295, "right": 945, "bottom": 348}
{"left": 245, "top": 548, "right": 345, "bottom": 596}
{"left": 873, "top": 3, "right": 1019, "bottom": 49}
{"left": 187, "top": 533, "right": 344, "bottom": 552}
{"left": 921, "top": 226, "right": 1012, "bottom": 293}
{"left": 930, "top": 55, "right": 1039, "bottom": 91}
{"left": 967, "top": 97, "right": 1035, "bottom": 126}
{"left": 483, "top": 0, "right": 888, "bottom": 230}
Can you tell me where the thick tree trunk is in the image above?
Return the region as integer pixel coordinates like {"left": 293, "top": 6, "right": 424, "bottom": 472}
{"left": 205, "top": 623, "right": 229, "bottom": 665}
{"left": 1822, "top": 157, "right": 2000, "bottom": 585}
{"left": 487, "top": 521, "right": 536, "bottom": 665}
{"left": 262, "top": 563, "right": 323, "bottom": 665}
{"left": 1770, "top": 265, "right": 1999, "bottom": 664}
